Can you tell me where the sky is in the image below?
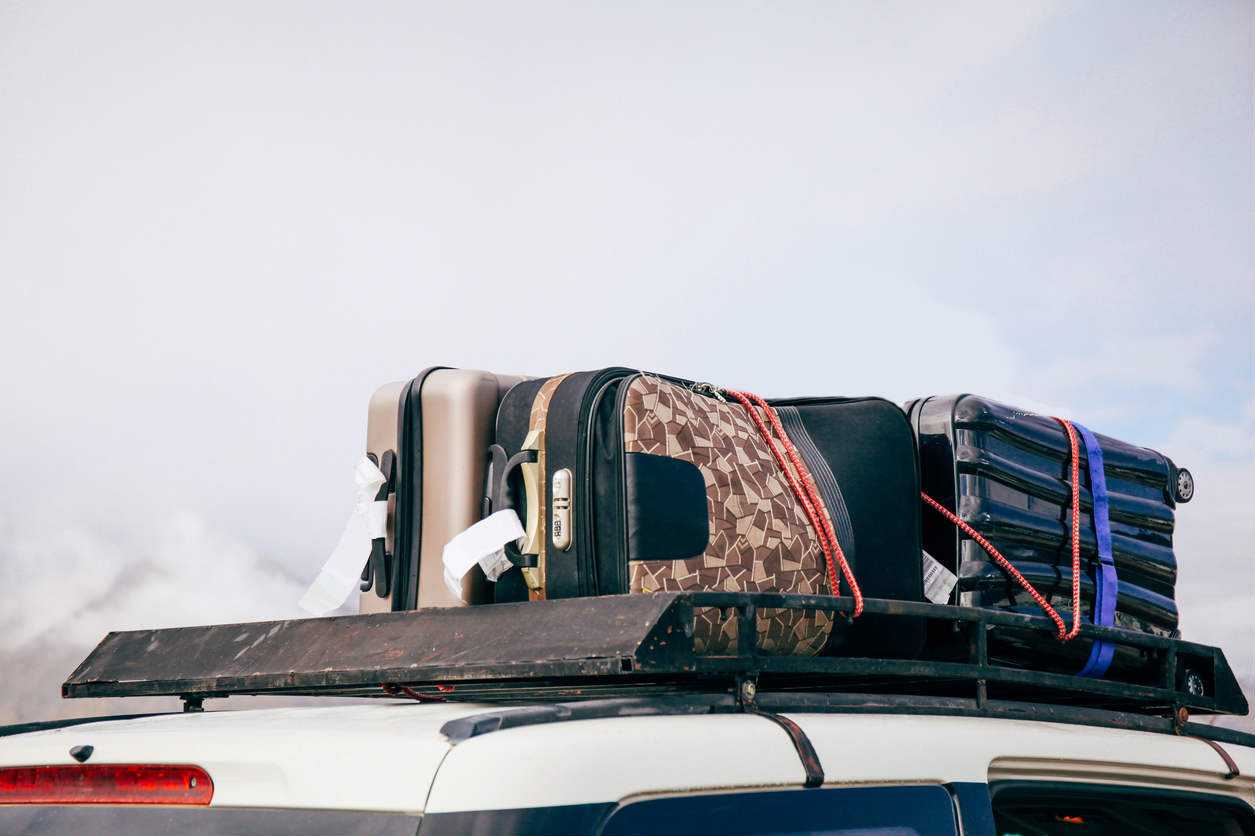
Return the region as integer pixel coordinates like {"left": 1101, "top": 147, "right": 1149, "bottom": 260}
{"left": 0, "top": 1, "right": 1251, "bottom": 725}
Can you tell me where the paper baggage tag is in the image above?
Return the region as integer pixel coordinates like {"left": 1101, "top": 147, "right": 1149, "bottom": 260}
{"left": 441, "top": 510, "right": 526, "bottom": 601}
{"left": 921, "top": 550, "right": 958, "bottom": 605}
{"left": 299, "top": 457, "right": 388, "bottom": 616}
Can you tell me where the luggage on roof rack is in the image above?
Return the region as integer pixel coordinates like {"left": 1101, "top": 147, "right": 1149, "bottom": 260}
{"left": 359, "top": 367, "right": 528, "bottom": 612}
{"left": 905, "top": 394, "right": 1191, "bottom": 678}
{"left": 266, "top": 374, "right": 1246, "bottom": 746}
{"left": 488, "top": 369, "right": 927, "bottom": 659}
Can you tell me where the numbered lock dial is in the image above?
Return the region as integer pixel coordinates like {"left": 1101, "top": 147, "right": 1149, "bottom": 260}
{"left": 551, "top": 468, "right": 573, "bottom": 551}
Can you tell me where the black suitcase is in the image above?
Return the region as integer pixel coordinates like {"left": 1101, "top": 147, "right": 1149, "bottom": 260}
{"left": 905, "top": 394, "right": 1193, "bottom": 677}
{"left": 488, "top": 369, "right": 926, "bottom": 658}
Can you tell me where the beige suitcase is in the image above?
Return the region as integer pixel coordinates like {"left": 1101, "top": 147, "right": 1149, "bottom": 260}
{"left": 360, "top": 367, "right": 529, "bottom": 613}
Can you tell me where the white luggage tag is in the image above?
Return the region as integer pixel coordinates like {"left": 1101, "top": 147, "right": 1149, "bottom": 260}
{"left": 441, "top": 510, "right": 525, "bottom": 602}
{"left": 299, "top": 456, "right": 389, "bottom": 615}
{"left": 921, "top": 549, "right": 958, "bottom": 605}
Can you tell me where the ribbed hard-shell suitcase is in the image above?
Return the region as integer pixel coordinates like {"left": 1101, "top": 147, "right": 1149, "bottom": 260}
{"left": 489, "top": 369, "right": 926, "bottom": 658}
{"left": 905, "top": 394, "right": 1193, "bottom": 675}
{"left": 360, "top": 367, "right": 528, "bottom": 613}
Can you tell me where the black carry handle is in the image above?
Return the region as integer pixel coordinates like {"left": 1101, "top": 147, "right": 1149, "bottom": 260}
{"left": 493, "top": 446, "right": 539, "bottom": 570}
{"left": 360, "top": 451, "right": 396, "bottom": 597}
{"left": 482, "top": 444, "right": 509, "bottom": 518}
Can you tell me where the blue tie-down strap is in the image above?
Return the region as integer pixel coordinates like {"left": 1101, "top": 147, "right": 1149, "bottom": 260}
{"left": 1073, "top": 422, "right": 1117, "bottom": 678}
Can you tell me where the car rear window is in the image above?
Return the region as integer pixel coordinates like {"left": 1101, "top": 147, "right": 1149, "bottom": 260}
{"left": 991, "top": 782, "right": 1255, "bottom": 836}
{"left": 600, "top": 784, "right": 958, "bottom": 835}
{"left": 0, "top": 806, "right": 420, "bottom": 835}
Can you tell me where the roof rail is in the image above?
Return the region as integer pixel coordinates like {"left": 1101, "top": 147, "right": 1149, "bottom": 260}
{"left": 437, "top": 694, "right": 1255, "bottom": 749}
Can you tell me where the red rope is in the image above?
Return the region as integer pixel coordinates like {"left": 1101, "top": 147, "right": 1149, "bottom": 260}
{"left": 724, "top": 390, "right": 863, "bottom": 618}
{"left": 921, "top": 414, "right": 1084, "bottom": 641}
{"left": 921, "top": 492, "right": 1068, "bottom": 638}
{"left": 1053, "top": 417, "right": 1083, "bottom": 641}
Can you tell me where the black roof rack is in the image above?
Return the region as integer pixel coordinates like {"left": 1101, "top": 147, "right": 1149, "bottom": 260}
{"left": 62, "top": 593, "right": 1249, "bottom": 743}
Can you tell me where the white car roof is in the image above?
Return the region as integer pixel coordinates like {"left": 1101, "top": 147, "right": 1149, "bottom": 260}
{"left": 3, "top": 702, "right": 1252, "bottom": 814}
{"left": 0, "top": 703, "right": 482, "bottom": 813}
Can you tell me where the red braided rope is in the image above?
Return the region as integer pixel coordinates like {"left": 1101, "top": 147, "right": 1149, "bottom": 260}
{"left": 724, "top": 389, "right": 863, "bottom": 618}
{"left": 724, "top": 391, "right": 841, "bottom": 596}
{"left": 754, "top": 394, "right": 861, "bottom": 613}
{"left": 921, "top": 414, "right": 1085, "bottom": 641}
{"left": 921, "top": 492, "right": 1068, "bottom": 638}
{"left": 1053, "top": 417, "right": 1083, "bottom": 641}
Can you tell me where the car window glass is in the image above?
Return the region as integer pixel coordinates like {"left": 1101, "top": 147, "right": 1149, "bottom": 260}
{"left": 991, "top": 783, "right": 1255, "bottom": 836}
{"left": 600, "top": 784, "right": 958, "bottom": 836}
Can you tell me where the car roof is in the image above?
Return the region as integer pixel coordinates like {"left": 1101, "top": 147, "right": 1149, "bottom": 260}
{"left": 427, "top": 709, "right": 1255, "bottom": 813}
{"left": 0, "top": 703, "right": 484, "bottom": 813}
{"left": 2, "top": 703, "right": 1252, "bottom": 814}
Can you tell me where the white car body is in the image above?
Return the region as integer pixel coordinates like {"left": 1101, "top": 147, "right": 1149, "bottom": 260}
{"left": 2, "top": 700, "right": 1251, "bottom": 834}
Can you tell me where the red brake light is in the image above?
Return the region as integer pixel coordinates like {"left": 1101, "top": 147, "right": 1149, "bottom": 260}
{"left": 0, "top": 765, "right": 213, "bottom": 805}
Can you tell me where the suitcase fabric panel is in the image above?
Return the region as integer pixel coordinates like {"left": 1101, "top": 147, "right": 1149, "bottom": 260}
{"left": 775, "top": 406, "right": 856, "bottom": 564}
{"left": 494, "top": 378, "right": 548, "bottom": 456}
{"left": 620, "top": 376, "right": 835, "bottom": 656}
{"left": 778, "top": 400, "right": 923, "bottom": 600}
{"left": 529, "top": 374, "right": 569, "bottom": 431}
{"left": 775, "top": 397, "right": 926, "bottom": 659}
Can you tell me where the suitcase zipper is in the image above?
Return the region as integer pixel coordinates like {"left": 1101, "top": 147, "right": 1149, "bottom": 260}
{"left": 690, "top": 381, "right": 727, "bottom": 401}
{"left": 609, "top": 373, "right": 643, "bottom": 593}
{"left": 573, "top": 367, "right": 637, "bottom": 597}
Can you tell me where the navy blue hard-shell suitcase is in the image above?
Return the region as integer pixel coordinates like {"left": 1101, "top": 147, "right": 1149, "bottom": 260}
{"left": 905, "top": 394, "right": 1193, "bottom": 678}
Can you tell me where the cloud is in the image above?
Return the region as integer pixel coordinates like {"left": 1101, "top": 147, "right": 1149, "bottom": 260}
{"left": 1149, "top": 401, "right": 1255, "bottom": 728}
{"left": 0, "top": 511, "right": 317, "bottom": 724}
{"left": 0, "top": 511, "right": 307, "bottom": 650}
{"left": 1032, "top": 331, "right": 1219, "bottom": 397}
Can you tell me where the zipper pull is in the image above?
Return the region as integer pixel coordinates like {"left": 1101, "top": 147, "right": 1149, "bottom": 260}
{"left": 690, "top": 382, "right": 727, "bottom": 402}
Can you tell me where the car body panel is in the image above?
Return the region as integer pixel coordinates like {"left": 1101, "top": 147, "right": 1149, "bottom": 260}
{"left": 791, "top": 712, "right": 1255, "bottom": 792}
{"left": 424, "top": 712, "right": 806, "bottom": 813}
{"left": 2, "top": 703, "right": 1252, "bottom": 818}
{"left": 0, "top": 703, "right": 489, "bottom": 812}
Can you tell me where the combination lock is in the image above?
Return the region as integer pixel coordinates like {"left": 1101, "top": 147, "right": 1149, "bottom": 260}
{"left": 551, "top": 468, "right": 573, "bottom": 551}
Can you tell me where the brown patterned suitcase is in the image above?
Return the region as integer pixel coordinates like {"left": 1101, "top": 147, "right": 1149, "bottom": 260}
{"left": 359, "top": 367, "right": 528, "bottom": 613}
{"left": 488, "top": 369, "right": 925, "bottom": 658}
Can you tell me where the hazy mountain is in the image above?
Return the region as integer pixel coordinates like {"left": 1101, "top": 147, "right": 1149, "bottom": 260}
{"left": 0, "top": 511, "right": 313, "bottom": 724}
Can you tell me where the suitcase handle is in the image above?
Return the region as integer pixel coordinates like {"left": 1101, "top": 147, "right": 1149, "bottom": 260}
{"left": 360, "top": 451, "right": 396, "bottom": 598}
{"left": 495, "top": 448, "right": 540, "bottom": 570}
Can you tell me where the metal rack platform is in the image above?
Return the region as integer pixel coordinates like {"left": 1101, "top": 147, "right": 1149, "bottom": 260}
{"left": 63, "top": 592, "right": 1248, "bottom": 737}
